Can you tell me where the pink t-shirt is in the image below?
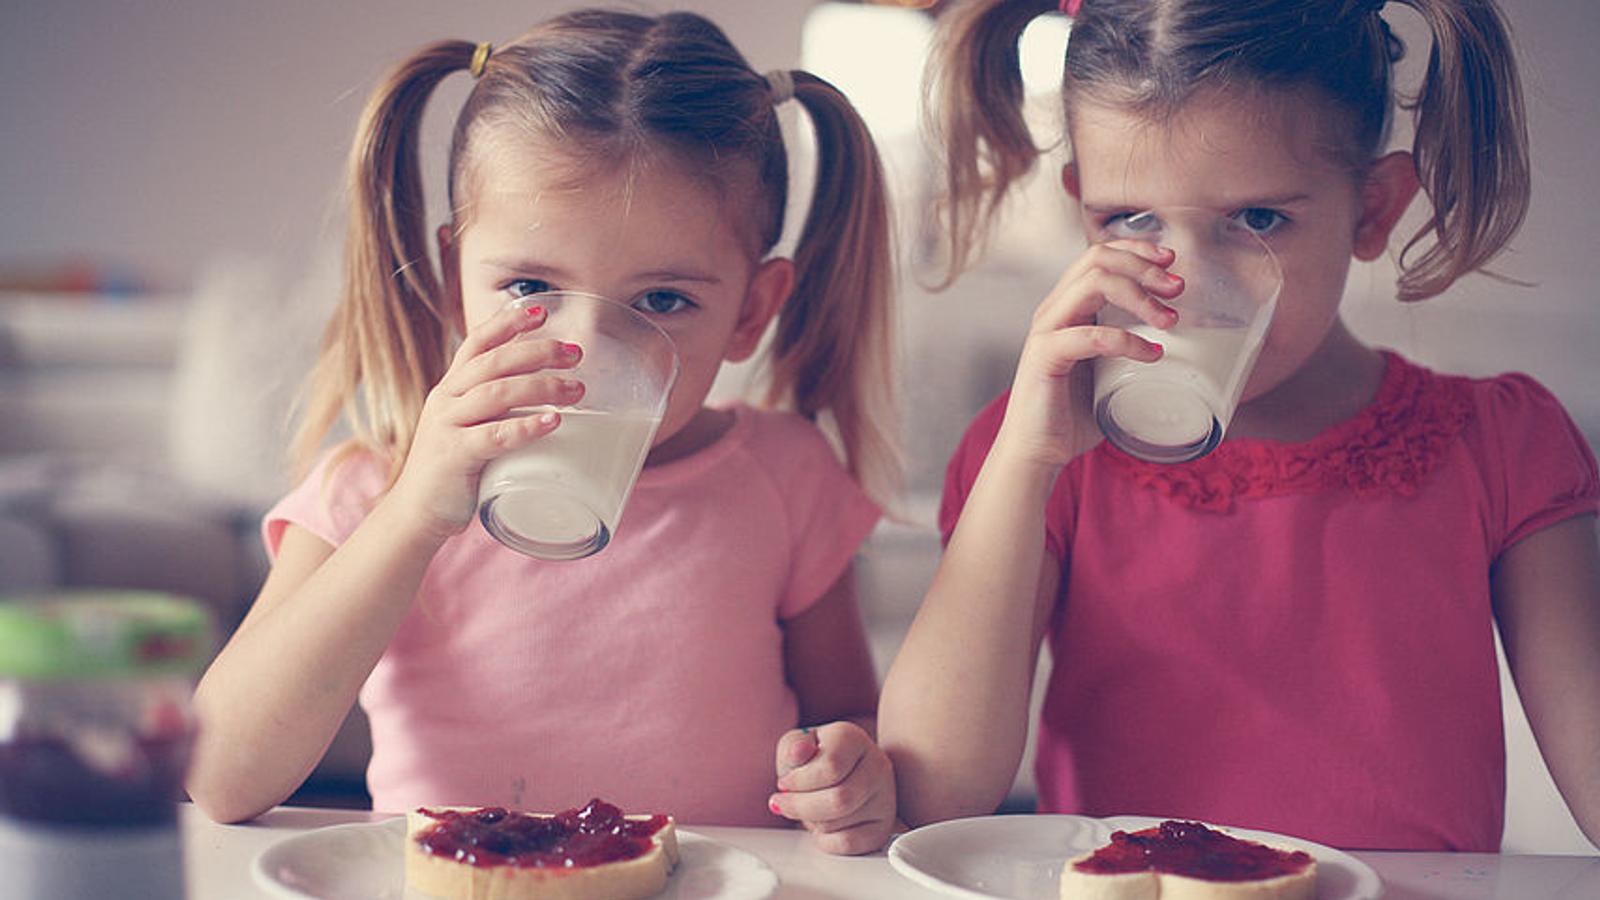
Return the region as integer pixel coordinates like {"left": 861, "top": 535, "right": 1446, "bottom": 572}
{"left": 940, "top": 353, "right": 1599, "bottom": 851}
{"left": 265, "top": 405, "right": 879, "bottom": 825}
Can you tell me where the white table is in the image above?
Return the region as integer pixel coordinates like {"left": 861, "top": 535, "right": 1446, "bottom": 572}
{"left": 183, "top": 804, "right": 1600, "bottom": 899}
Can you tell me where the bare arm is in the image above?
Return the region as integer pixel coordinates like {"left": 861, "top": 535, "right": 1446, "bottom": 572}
{"left": 1492, "top": 513, "right": 1600, "bottom": 849}
{"left": 784, "top": 565, "right": 880, "bottom": 730}
{"left": 880, "top": 235, "right": 1182, "bottom": 826}
{"left": 187, "top": 302, "right": 582, "bottom": 822}
{"left": 879, "top": 448, "right": 1063, "bottom": 826}
{"left": 770, "top": 565, "right": 898, "bottom": 854}
{"left": 187, "top": 509, "right": 447, "bottom": 822}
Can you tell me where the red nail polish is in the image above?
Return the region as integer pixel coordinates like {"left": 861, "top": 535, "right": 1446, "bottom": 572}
{"left": 524, "top": 305, "right": 544, "bottom": 318}
{"left": 769, "top": 799, "right": 783, "bottom": 815}
{"left": 561, "top": 342, "right": 581, "bottom": 357}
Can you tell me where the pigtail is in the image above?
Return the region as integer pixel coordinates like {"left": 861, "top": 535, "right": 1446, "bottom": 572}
{"left": 1391, "top": 0, "right": 1530, "bottom": 301}
{"left": 926, "top": 0, "right": 1059, "bottom": 286}
{"left": 773, "top": 71, "right": 902, "bottom": 509}
{"left": 291, "top": 41, "right": 474, "bottom": 480}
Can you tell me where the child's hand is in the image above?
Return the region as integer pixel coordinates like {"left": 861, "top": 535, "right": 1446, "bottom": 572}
{"left": 768, "top": 722, "right": 898, "bottom": 855}
{"left": 388, "top": 302, "right": 584, "bottom": 537}
{"left": 995, "top": 238, "right": 1184, "bottom": 467}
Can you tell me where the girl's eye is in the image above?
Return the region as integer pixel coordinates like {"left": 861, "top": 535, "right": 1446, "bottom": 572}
{"left": 632, "top": 291, "right": 694, "bottom": 315}
{"left": 1102, "top": 211, "right": 1163, "bottom": 239}
{"left": 505, "top": 278, "right": 553, "bottom": 298}
{"left": 1233, "top": 208, "right": 1287, "bottom": 234}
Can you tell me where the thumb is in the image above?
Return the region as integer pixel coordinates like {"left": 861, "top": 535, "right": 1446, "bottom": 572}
{"left": 774, "top": 726, "right": 819, "bottom": 779}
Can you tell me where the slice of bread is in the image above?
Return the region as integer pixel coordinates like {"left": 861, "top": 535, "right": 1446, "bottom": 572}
{"left": 1059, "top": 820, "right": 1316, "bottom": 900}
{"left": 404, "top": 800, "right": 678, "bottom": 900}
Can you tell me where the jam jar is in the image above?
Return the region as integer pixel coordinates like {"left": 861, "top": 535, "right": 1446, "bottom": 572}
{"left": 0, "top": 591, "right": 212, "bottom": 900}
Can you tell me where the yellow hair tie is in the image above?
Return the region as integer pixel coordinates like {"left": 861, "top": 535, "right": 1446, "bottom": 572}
{"left": 470, "top": 42, "right": 493, "bottom": 79}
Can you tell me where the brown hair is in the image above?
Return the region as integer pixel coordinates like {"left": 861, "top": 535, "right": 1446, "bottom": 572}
{"left": 293, "top": 9, "right": 899, "bottom": 505}
{"left": 928, "top": 0, "right": 1530, "bottom": 301}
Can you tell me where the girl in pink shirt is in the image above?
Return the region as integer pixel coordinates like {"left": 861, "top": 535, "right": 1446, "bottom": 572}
{"left": 188, "top": 9, "right": 901, "bottom": 854}
{"left": 882, "top": 0, "right": 1600, "bottom": 851}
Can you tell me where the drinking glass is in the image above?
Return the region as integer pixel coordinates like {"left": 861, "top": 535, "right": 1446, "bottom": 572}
{"left": 477, "top": 291, "right": 680, "bottom": 560}
{"left": 1092, "top": 207, "right": 1283, "bottom": 463}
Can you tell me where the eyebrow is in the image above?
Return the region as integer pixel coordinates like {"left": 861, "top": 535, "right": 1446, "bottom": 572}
{"left": 631, "top": 268, "right": 724, "bottom": 285}
{"left": 1082, "top": 193, "right": 1312, "bottom": 214}
{"left": 480, "top": 258, "right": 724, "bottom": 285}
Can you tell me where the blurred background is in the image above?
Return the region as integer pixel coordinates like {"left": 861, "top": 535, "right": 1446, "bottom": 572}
{"left": 1, "top": 0, "right": 1594, "bottom": 852}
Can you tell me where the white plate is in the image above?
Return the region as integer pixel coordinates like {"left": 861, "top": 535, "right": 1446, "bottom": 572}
{"left": 252, "top": 818, "right": 779, "bottom": 899}
{"left": 888, "top": 814, "right": 1383, "bottom": 900}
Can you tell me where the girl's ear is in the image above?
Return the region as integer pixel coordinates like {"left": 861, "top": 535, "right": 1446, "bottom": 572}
{"left": 1353, "top": 151, "right": 1421, "bottom": 261}
{"left": 1061, "top": 162, "right": 1082, "bottom": 200}
{"left": 726, "top": 256, "right": 795, "bottom": 363}
{"left": 436, "top": 223, "right": 466, "bottom": 334}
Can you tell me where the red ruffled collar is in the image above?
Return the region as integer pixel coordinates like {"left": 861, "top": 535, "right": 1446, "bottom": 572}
{"left": 1099, "top": 352, "right": 1474, "bottom": 513}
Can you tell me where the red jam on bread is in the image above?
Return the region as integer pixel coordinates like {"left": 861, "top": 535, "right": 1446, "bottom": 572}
{"left": 405, "top": 798, "right": 678, "bottom": 900}
{"left": 1060, "top": 820, "right": 1317, "bottom": 900}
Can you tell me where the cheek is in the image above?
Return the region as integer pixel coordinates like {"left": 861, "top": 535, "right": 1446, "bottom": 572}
{"left": 662, "top": 344, "right": 719, "bottom": 408}
{"left": 653, "top": 333, "right": 711, "bottom": 398}
{"left": 1248, "top": 258, "right": 1348, "bottom": 378}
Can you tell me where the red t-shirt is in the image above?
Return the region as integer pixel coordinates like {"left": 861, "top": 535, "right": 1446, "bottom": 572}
{"left": 940, "top": 352, "right": 1598, "bottom": 850}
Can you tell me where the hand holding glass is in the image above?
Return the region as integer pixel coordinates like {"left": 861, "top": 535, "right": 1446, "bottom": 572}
{"left": 1092, "top": 208, "right": 1283, "bottom": 463}
{"left": 477, "top": 291, "right": 680, "bottom": 560}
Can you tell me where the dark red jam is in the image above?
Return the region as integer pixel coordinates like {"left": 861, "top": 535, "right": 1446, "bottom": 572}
{"left": 1073, "top": 820, "right": 1314, "bottom": 882}
{"left": 0, "top": 733, "right": 189, "bottom": 827}
{"left": 415, "top": 798, "right": 669, "bottom": 869}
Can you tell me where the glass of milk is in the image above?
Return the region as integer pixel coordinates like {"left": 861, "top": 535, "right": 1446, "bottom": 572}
{"left": 1092, "top": 207, "right": 1283, "bottom": 463}
{"left": 476, "top": 291, "right": 680, "bottom": 560}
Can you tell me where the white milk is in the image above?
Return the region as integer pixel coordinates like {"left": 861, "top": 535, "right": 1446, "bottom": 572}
{"left": 1094, "top": 323, "right": 1263, "bottom": 449}
{"left": 478, "top": 407, "right": 663, "bottom": 552}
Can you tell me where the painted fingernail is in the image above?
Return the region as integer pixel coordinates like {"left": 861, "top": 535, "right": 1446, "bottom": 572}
{"left": 560, "top": 342, "right": 582, "bottom": 358}
{"left": 561, "top": 378, "right": 583, "bottom": 394}
{"left": 524, "top": 305, "right": 544, "bottom": 318}
{"left": 769, "top": 798, "right": 783, "bottom": 815}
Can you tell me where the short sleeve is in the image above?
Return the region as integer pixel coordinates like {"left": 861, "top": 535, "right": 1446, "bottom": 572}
{"left": 1472, "top": 373, "right": 1600, "bottom": 553}
{"left": 261, "top": 447, "right": 390, "bottom": 558}
{"left": 939, "top": 396, "right": 1004, "bottom": 546}
{"left": 755, "top": 416, "right": 882, "bottom": 620}
{"left": 937, "top": 392, "right": 1071, "bottom": 562}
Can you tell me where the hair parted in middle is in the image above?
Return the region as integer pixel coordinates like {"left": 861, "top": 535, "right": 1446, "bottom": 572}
{"left": 927, "top": 0, "right": 1529, "bottom": 302}
{"left": 297, "top": 8, "right": 900, "bottom": 506}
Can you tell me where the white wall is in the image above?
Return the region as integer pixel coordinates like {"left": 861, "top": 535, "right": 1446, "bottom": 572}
{"left": 0, "top": 1, "right": 810, "bottom": 288}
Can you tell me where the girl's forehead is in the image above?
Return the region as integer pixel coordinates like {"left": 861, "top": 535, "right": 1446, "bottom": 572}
{"left": 1068, "top": 89, "right": 1353, "bottom": 208}
{"left": 464, "top": 137, "right": 654, "bottom": 203}
{"left": 456, "top": 142, "right": 762, "bottom": 268}
{"left": 458, "top": 135, "right": 767, "bottom": 249}
{"left": 476, "top": 160, "right": 703, "bottom": 225}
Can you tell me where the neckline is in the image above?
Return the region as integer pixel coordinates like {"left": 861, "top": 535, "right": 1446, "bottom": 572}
{"left": 1227, "top": 349, "right": 1409, "bottom": 454}
{"left": 1096, "top": 351, "right": 1476, "bottom": 511}
{"left": 635, "top": 403, "right": 754, "bottom": 488}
